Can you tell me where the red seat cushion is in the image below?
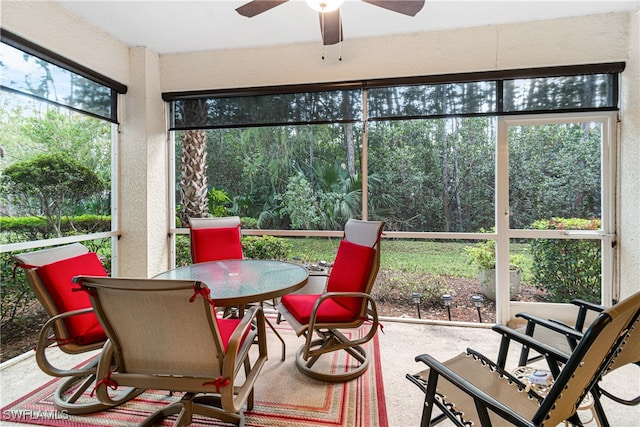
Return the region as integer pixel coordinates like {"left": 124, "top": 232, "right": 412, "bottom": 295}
{"left": 217, "top": 318, "right": 244, "bottom": 351}
{"left": 36, "top": 252, "right": 108, "bottom": 345}
{"left": 190, "top": 227, "right": 243, "bottom": 263}
{"left": 325, "top": 239, "right": 376, "bottom": 313}
{"left": 280, "top": 293, "right": 359, "bottom": 324}
{"left": 281, "top": 239, "right": 376, "bottom": 324}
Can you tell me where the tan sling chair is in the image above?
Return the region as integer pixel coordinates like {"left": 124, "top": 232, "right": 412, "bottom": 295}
{"left": 75, "top": 276, "right": 267, "bottom": 427}
{"left": 406, "top": 291, "right": 640, "bottom": 427}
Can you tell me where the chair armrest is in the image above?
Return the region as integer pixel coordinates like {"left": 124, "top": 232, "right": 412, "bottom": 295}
{"left": 303, "top": 291, "right": 379, "bottom": 357}
{"left": 571, "top": 299, "right": 605, "bottom": 331}
{"left": 413, "top": 353, "right": 536, "bottom": 427}
{"left": 222, "top": 305, "right": 267, "bottom": 412}
{"left": 308, "top": 291, "right": 378, "bottom": 329}
{"left": 35, "top": 307, "right": 103, "bottom": 377}
{"left": 515, "top": 312, "right": 584, "bottom": 341}
{"left": 571, "top": 299, "right": 605, "bottom": 312}
{"left": 492, "top": 324, "right": 571, "bottom": 376}
{"left": 224, "top": 305, "right": 265, "bottom": 359}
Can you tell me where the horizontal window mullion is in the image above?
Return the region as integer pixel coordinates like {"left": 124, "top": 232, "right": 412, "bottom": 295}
{"left": 0, "top": 86, "right": 118, "bottom": 123}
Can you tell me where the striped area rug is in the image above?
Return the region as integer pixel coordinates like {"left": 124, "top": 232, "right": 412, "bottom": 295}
{"left": 2, "top": 317, "right": 388, "bottom": 426}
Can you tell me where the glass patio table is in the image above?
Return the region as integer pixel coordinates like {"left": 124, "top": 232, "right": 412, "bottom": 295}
{"left": 154, "top": 259, "right": 309, "bottom": 307}
{"left": 154, "top": 260, "right": 308, "bottom": 361}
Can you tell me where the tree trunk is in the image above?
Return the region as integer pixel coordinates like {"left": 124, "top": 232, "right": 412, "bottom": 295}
{"left": 345, "top": 123, "right": 355, "bottom": 175}
{"left": 179, "top": 129, "right": 208, "bottom": 225}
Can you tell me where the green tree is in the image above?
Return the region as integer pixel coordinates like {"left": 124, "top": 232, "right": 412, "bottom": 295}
{"left": 2, "top": 153, "right": 106, "bottom": 236}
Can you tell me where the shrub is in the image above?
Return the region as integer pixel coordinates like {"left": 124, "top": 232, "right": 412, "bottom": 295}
{"left": 242, "top": 235, "right": 291, "bottom": 260}
{"left": 530, "top": 218, "right": 601, "bottom": 303}
{"left": 0, "top": 215, "right": 111, "bottom": 240}
{"left": 240, "top": 217, "right": 259, "bottom": 229}
{"left": 2, "top": 153, "right": 106, "bottom": 237}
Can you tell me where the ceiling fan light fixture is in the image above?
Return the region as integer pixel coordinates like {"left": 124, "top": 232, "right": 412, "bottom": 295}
{"left": 305, "top": 0, "right": 344, "bottom": 12}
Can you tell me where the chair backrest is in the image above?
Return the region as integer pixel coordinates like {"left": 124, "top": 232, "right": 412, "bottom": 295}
{"left": 602, "top": 299, "right": 640, "bottom": 373}
{"left": 12, "top": 243, "right": 108, "bottom": 345}
{"left": 535, "top": 291, "right": 640, "bottom": 426}
{"left": 77, "top": 277, "right": 226, "bottom": 377}
{"left": 325, "top": 219, "right": 384, "bottom": 315}
{"left": 189, "top": 216, "right": 243, "bottom": 263}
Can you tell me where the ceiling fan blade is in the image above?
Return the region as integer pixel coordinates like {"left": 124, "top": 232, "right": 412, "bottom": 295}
{"left": 236, "top": 0, "right": 289, "bottom": 18}
{"left": 362, "top": 0, "right": 425, "bottom": 17}
{"left": 319, "top": 9, "right": 343, "bottom": 45}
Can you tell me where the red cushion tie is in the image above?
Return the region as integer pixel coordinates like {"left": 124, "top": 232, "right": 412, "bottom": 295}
{"left": 203, "top": 376, "right": 230, "bottom": 393}
{"left": 189, "top": 284, "right": 215, "bottom": 306}
{"left": 91, "top": 369, "right": 118, "bottom": 397}
{"left": 13, "top": 262, "right": 39, "bottom": 278}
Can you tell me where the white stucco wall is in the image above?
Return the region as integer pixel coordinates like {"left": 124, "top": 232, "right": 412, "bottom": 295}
{"left": 159, "top": 13, "right": 631, "bottom": 91}
{"left": 2, "top": 2, "right": 638, "bottom": 296}
{"left": 618, "top": 9, "right": 640, "bottom": 300}
{"left": 118, "top": 47, "right": 169, "bottom": 278}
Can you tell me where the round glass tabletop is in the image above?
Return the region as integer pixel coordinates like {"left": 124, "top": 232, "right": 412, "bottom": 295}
{"left": 154, "top": 259, "right": 309, "bottom": 306}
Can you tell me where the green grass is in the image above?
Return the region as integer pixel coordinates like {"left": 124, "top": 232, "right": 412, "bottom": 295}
{"left": 146, "top": 235, "right": 534, "bottom": 288}
{"left": 284, "top": 238, "right": 478, "bottom": 278}
{"left": 380, "top": 240, "right": 477, "bottom": 278}
{"left": 283, "top": 237, "right": 532, "bottom": 281}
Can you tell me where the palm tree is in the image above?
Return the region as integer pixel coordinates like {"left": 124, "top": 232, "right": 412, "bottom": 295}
{"left": 178, "top": 100, "right": 209, "bottom": 225}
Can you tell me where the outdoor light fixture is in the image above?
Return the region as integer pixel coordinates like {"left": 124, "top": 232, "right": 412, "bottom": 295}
{"left": 305, "top": 0, "right": 344, "bottom": 12}
{"left": 471, "top": 294, "right": 484, "bottom": 323}
{"left": 412, "top": 292, "right": 422, "bottom": 319}
{"left": 441, "top": 294, "right": 453, "bottom": 321}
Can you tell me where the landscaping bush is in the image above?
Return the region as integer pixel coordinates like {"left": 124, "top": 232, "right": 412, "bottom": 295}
{"left": 530, "top": 218, "right": 601, "bottom": 303}
{"left": 0, "top": 215, "right": 111, "bottom": 241}
{"left": 242, "top": 235, "right": 292, "bottom": 260}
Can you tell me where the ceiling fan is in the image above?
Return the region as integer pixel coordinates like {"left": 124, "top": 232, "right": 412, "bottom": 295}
{"left": 235, "top": 0, "right": 426, "bottom": 45}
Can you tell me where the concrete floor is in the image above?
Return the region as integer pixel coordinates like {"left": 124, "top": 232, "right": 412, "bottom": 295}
{"left": 1, "top": 318, "right": 639, "bottom": 426}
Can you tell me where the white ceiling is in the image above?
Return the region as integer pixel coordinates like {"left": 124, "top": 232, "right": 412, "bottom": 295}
{"left": 58, "top": 0, "right": 640, "bottom": 54}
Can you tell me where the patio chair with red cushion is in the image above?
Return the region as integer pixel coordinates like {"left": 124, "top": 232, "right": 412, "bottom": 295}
{"left": 75, "top": 276, "right": 267, "bottom": 427}
{"left": 188, "top": 216, "right": 243, "bottom": 263}
{"left": 189, "top": 215, "right": 289, "bottom": 359}
{"left": 276, "top": 219, "right": 385, "bottom": 382}
{"left": 12, "top": 243, "right": 141, "bottom": 414}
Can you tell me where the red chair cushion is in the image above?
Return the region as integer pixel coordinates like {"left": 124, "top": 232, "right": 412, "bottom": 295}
{"left": 280, "top": 293, "right": 359, "bottom": 324}
{"left": 191, "top": 227, "right": 243, "bottom": 263}
{"left": 216, "top": 317, "right": 252, "bottom": 353}
{"left": 36, "top": 252, "right": 108, "bottom": 345}
{"left": 325, "top": 239, "right": 376, "bottom": 313}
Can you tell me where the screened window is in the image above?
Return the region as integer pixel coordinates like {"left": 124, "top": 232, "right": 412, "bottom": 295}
{"left": 503, "top": 74, "right": 616, "bottom": 112}
{"left": 167, "top": 63, "right": 620, "bottom": 315}
{"left": 0, "top": 33, "right": 124, "bottom": 249}
{"left": 1, "top": 31, "right": 125, "bottom": 122}
{"left": 368, "top": 82, "right": 496, "bottom": 119}
{"left": 171, "top": 89, "right": 362, "bottom": 129}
